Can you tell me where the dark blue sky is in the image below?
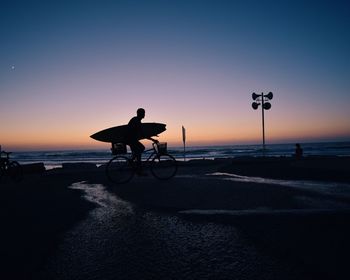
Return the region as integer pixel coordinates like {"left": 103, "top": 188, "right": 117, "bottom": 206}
{"left": 1, "top": 0, "right": 350, "bottom": 149}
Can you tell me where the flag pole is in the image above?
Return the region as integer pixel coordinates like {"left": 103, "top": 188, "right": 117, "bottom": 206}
{"left": 182, "top": 126, "right": 186, "bottom": 161}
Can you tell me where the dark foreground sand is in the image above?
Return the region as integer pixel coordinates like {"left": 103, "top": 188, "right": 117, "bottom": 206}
{"left": 1, "top": 156, "right": 350, "bottom": 279}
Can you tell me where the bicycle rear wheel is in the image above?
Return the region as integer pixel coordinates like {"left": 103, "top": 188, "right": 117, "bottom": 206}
{"left": 9, "top": 161, "right": 23, "bottom": 182}
{"left": 106, "top": 156, "right": 134, "bottom": 184}
{"left": 151, "top": 154, "right": 177, "bottom": 180}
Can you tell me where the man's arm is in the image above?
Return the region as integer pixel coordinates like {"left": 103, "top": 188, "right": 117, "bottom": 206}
{"left": 147, "top": 137, "right": 159, "bottom": 144}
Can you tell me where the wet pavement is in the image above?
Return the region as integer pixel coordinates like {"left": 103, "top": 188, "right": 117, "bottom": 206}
{"left": 37, "top": 181, "right": 310, "bottom": 280}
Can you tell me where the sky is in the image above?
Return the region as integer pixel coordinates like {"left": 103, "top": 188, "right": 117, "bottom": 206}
{"left": 1, "top": 0, "right": 349, "bottom": 150}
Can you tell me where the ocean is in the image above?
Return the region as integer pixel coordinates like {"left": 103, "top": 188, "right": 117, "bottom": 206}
{"left": 10, "top": 141, "right": 350, "bottom": 170}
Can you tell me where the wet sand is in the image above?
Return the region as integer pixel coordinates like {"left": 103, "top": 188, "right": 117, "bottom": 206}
{"left": 0, "top": 173, "right": 96, "bottom": 279}
{"left": 1, "top": 156, "right": 350, "bottom": 279}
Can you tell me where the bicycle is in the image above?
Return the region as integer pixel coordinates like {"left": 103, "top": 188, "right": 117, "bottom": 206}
{"left": 106, "top": 142, "right": 177, "bottom": 184}
{"left": 0, "top": 150, "right": 23, "bottom": 182}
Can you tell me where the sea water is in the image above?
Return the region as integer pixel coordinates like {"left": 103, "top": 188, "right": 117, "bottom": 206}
{"left": 10, "top": 141, "right": 350, "bottom": 169}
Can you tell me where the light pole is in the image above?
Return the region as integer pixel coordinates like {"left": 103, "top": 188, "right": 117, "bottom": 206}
{"left": 252, "top": 92, "right": 273, "bottom": 155}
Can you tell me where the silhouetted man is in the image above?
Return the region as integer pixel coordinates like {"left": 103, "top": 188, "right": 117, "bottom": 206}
{"left": 126, "top": 108, "right": 158, "bottom": 175}
{"left": 295, "top": 143, "right": 303, "bottom": 159}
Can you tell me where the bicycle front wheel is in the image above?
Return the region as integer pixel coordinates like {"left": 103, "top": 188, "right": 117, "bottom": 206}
{"left": 151, "top": 154, "right": 177, "bottom": 180}
{"left": 106, "top": 156, "right": 134, "bottom": 184}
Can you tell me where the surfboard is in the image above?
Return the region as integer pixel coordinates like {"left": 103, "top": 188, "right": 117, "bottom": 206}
{"left": 90, "top": 122, "right": 166, "bottom": 143}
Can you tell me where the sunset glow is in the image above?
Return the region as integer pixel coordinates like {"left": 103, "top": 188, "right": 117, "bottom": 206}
{"left": 1, "top": 0, "right": 349, "bottom": 151}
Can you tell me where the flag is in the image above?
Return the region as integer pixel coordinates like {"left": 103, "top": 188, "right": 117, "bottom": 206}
{"left": 182, "top": 126, "right": 186, "bottom": 143}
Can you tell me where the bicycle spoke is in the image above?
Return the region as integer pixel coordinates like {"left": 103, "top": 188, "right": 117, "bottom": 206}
{"left": 151, "top": 154, "right": 177, "bottom": 180}
{"left": 106, "top": 156, "right": 134, "bottom": 184}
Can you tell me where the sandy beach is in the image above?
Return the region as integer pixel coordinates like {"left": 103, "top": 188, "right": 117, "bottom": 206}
{"left": 1, "top": 156, "right": 350, "bottom": 279}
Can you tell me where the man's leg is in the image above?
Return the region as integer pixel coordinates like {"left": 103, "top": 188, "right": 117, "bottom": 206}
{"left": 135, "top": 142, "right": 145, "bottom": 174}
{"left": 129, "top": 141, "right": 145, "bottom": 175}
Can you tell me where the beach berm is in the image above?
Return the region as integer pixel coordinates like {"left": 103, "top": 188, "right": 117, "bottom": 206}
{"left": 1, "top": 156, "right": 349, "bottom": 279}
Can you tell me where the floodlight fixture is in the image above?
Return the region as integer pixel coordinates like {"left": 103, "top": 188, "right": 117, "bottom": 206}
{"left": 251, "top": 92, "right": 274, "bottom": 155}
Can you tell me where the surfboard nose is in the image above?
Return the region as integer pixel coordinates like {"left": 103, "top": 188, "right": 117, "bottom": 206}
{"left": 155, "top": 123, "right": 166, "bottom": 133}
{"left": 160, "top": 123, "right": 166, "bottom": 129}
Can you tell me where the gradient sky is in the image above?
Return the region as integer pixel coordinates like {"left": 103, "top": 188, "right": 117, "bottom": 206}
{"left": 1, "top": 0, "right": 349, "bottom": 150}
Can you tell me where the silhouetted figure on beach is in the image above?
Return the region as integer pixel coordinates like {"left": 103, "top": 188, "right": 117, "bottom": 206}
{"left": 125, "top": 108, "right": 158, "bottom": 175}
{"left": 295, "top": 143, "right": 303, "bottom": 159}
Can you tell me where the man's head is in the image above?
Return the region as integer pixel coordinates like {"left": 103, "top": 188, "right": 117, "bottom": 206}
{"left": 137, "top": 108, "right": 145, "bottom": 119}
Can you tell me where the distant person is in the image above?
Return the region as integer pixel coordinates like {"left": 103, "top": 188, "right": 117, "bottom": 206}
{"left": 295, "top": 143, "right": 303, "bottom": 159}
{"left": 125, "top": 108, "right": 158, "bottom": 175}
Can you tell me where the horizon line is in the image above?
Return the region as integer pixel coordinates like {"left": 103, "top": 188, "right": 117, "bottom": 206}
{"left": 5, "top": 139, "right": 350, "bottom": 152}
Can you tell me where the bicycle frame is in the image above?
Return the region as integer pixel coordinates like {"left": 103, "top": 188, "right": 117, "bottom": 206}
{"left": 0, "top": 152, "right": 11, "bottom": 168}
{"left": 143, "top": 145, "right": 158, "bottom": 162}
{"left": 106, "top": 142, "right": 177, "bottom": 183}
{"left": 0, "top": 151, "right": 23, "bottom": 182}
{"left": 130, "top": 143, "right": 161, "bottom": 163}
